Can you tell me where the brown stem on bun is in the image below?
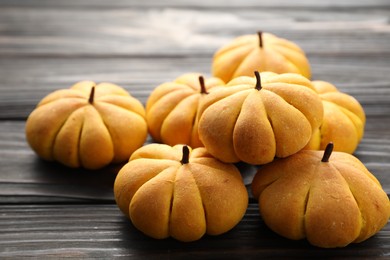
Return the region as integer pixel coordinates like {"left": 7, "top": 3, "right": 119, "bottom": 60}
{"left": 258, "top": 31, "right": 263, "bottom": 48}
{"left": 88, "top": 86, "right": 95, "bottom": 104}
{"left": 255, "top": 71, "right": 262, "bottom": 91}
{"left": 321, "top": 142, "right": 334, "bottom": 162}
{"left": 199, "top": 76, "right": 208, "bottom": 94}
{"left": 181, "top": 145, "right": 190, "bottom": 165}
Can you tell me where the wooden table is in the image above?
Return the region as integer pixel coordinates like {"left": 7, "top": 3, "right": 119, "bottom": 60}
{"left": 1, "top": 0, "right": 389, "bottom": 258}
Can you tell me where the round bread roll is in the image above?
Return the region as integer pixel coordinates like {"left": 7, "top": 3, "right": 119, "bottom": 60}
{"left": 212, "top": 31, "right": 311, "bottom": 83}
{"left": 25, "top": 81, "right": 147, "bottom": 169}
{"left": 146, "top": 73, "right": 224, "bottom": 148}
{"left": 305, "top": 80, "right": 366, "bottom": 154}
{"left": 114, "top": 144, "right": 248, "bottom": 242}
{"left": 252, "top": 143, "right": 390, "bottom": 248}
{"left": 198, "top": 71, "right": 323, "bottom": 165}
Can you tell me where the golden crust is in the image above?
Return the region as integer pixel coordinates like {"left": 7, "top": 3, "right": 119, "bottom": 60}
{"left": 146, "top": 73, "right": 225, "bottom": 148}
{"left": 25, "top": 81, "right": 147, "bottom": 169}
{"left": 212, "top": 32, "right": 311, "bottom": 83}
{"left": 114, "top": 144, "right": 248, "bottom": 242}
{"left": 251, "top": 149, "right": 390, "bottom": 248}
{"left": 198, "top": 72, "right": 323, "bottom": 165}
{"left": 305, "top": 81, "right": 366, "bottom": 153}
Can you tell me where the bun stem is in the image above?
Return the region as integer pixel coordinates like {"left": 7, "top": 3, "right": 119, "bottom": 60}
{"left": 181, "top": 145, "right": 190, "bottom": 164}
{"left": 199, "top": 76, "right": 208, "bottom": 94}
{"left": 321, "top": 142, "right": 334, "bottom": 162}
{"left": 257, "top": 31, "right": 263, "bottom": 48}
{"left": 254, "top": 71, "right": 262, "bottom": 91}
{"left": 88, "top": 86, "right": 95, "bottom": 104}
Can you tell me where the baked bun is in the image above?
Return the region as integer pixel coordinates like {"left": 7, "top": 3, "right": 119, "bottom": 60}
{"left": 146, "top": 73, "right": 224, "bottom": 148}
{"left": 114, "top": 144, "right": 248, "bottom": 242}
{"left": 198, "top": 71, "right": 323, "bottom": 165}
{"left": 212, "top": 31, "right": 311, "bottom": 83}
{"left": 252, "top": 143, "right": 390, "bottom": 248}
{"left": 25, "top": 81, "right": 147, "bottom": 169}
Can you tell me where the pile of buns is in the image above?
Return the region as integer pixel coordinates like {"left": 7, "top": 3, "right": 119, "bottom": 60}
{"left": 25, "top": 31, "right": 390, "bottom": 247}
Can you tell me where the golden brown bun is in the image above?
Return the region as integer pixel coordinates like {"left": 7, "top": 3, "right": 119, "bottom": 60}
{"left": 251, "top": 145, "right": 390, "bottom": 248}
{"left": 114, "top": 144, "right": 248, "bottom": 242}
{"left": 198, "top": 72, "right": 323, "bottom": 165}
{"left": 305, "top": 80, "right": 366, "bottom": 153}
{"left": 25, "top": 81, "right": 147, "bottom": 169}
{"left": 212, "top": 32, "right": 311, "bottom": 83}
{"left": 146, "top": 73, "right": 225, "bottom": 148}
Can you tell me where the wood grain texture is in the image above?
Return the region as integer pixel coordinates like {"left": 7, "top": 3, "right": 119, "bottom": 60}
{"left": 1, "top": 55, "right": 390, "bottom": 119}
{"left": 0, "top": 204, "right": 389, "bottom": 258}
{"left": 0, "top": 0, "right": 390, "bottom": 257}
{"left": 1, "top": 2, "right": 390, "bottom": 56}
{"left": 0, "top": 121, "right": 260, "bottom": 204}
{"left": 0, "top": 120, "right": 389, "bottom": 203}
{"left": 0, "top": 1, "right": 390, "bottom": 119}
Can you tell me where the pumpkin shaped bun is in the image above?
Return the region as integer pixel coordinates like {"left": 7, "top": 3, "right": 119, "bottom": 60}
{"left": 305, "top": 80, "right": 366, "bottom": 154}
{"left": 198, "top": 71, "right": 323, "bottom": 165}
{"left": 114, "top": 144, "right": 248, "bottom": 242}
{"left": 252, "top": 143, "right": 390, "bottom": 248}
{"left": 25, "top": 81, "right": 148, "bottom": 170}
{"left": 146, "top": 73, "right": 224, "bottom": 148}
{"left": 212, "top": 31, "right": 311, "bottom": 83}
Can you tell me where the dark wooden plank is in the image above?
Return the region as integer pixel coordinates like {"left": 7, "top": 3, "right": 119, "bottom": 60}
{"left": 0, "top": 120, "right": 389, "bottom": 204}
{"left": 1, "top": 54, "right": 390, "bottom": 120}
{"left": 0, "top": 120, "right": 123, "bottom": 203}
{"left": 0, "top": 2, "right": 389, "bottom": 57}
{"left": 1, "top": 0, "right": 390, "bottom": 8}
{"left": 0, "top": 56, "right": 210, "bottom": 119}
{"left": 0, "top": 204, "right": 389, "bottom": 258}
{"left": 1, "top": 0, "right": 389, "bottom": 119}
{"left": 0, "top": 121, "right": 257, "bottom": 204}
